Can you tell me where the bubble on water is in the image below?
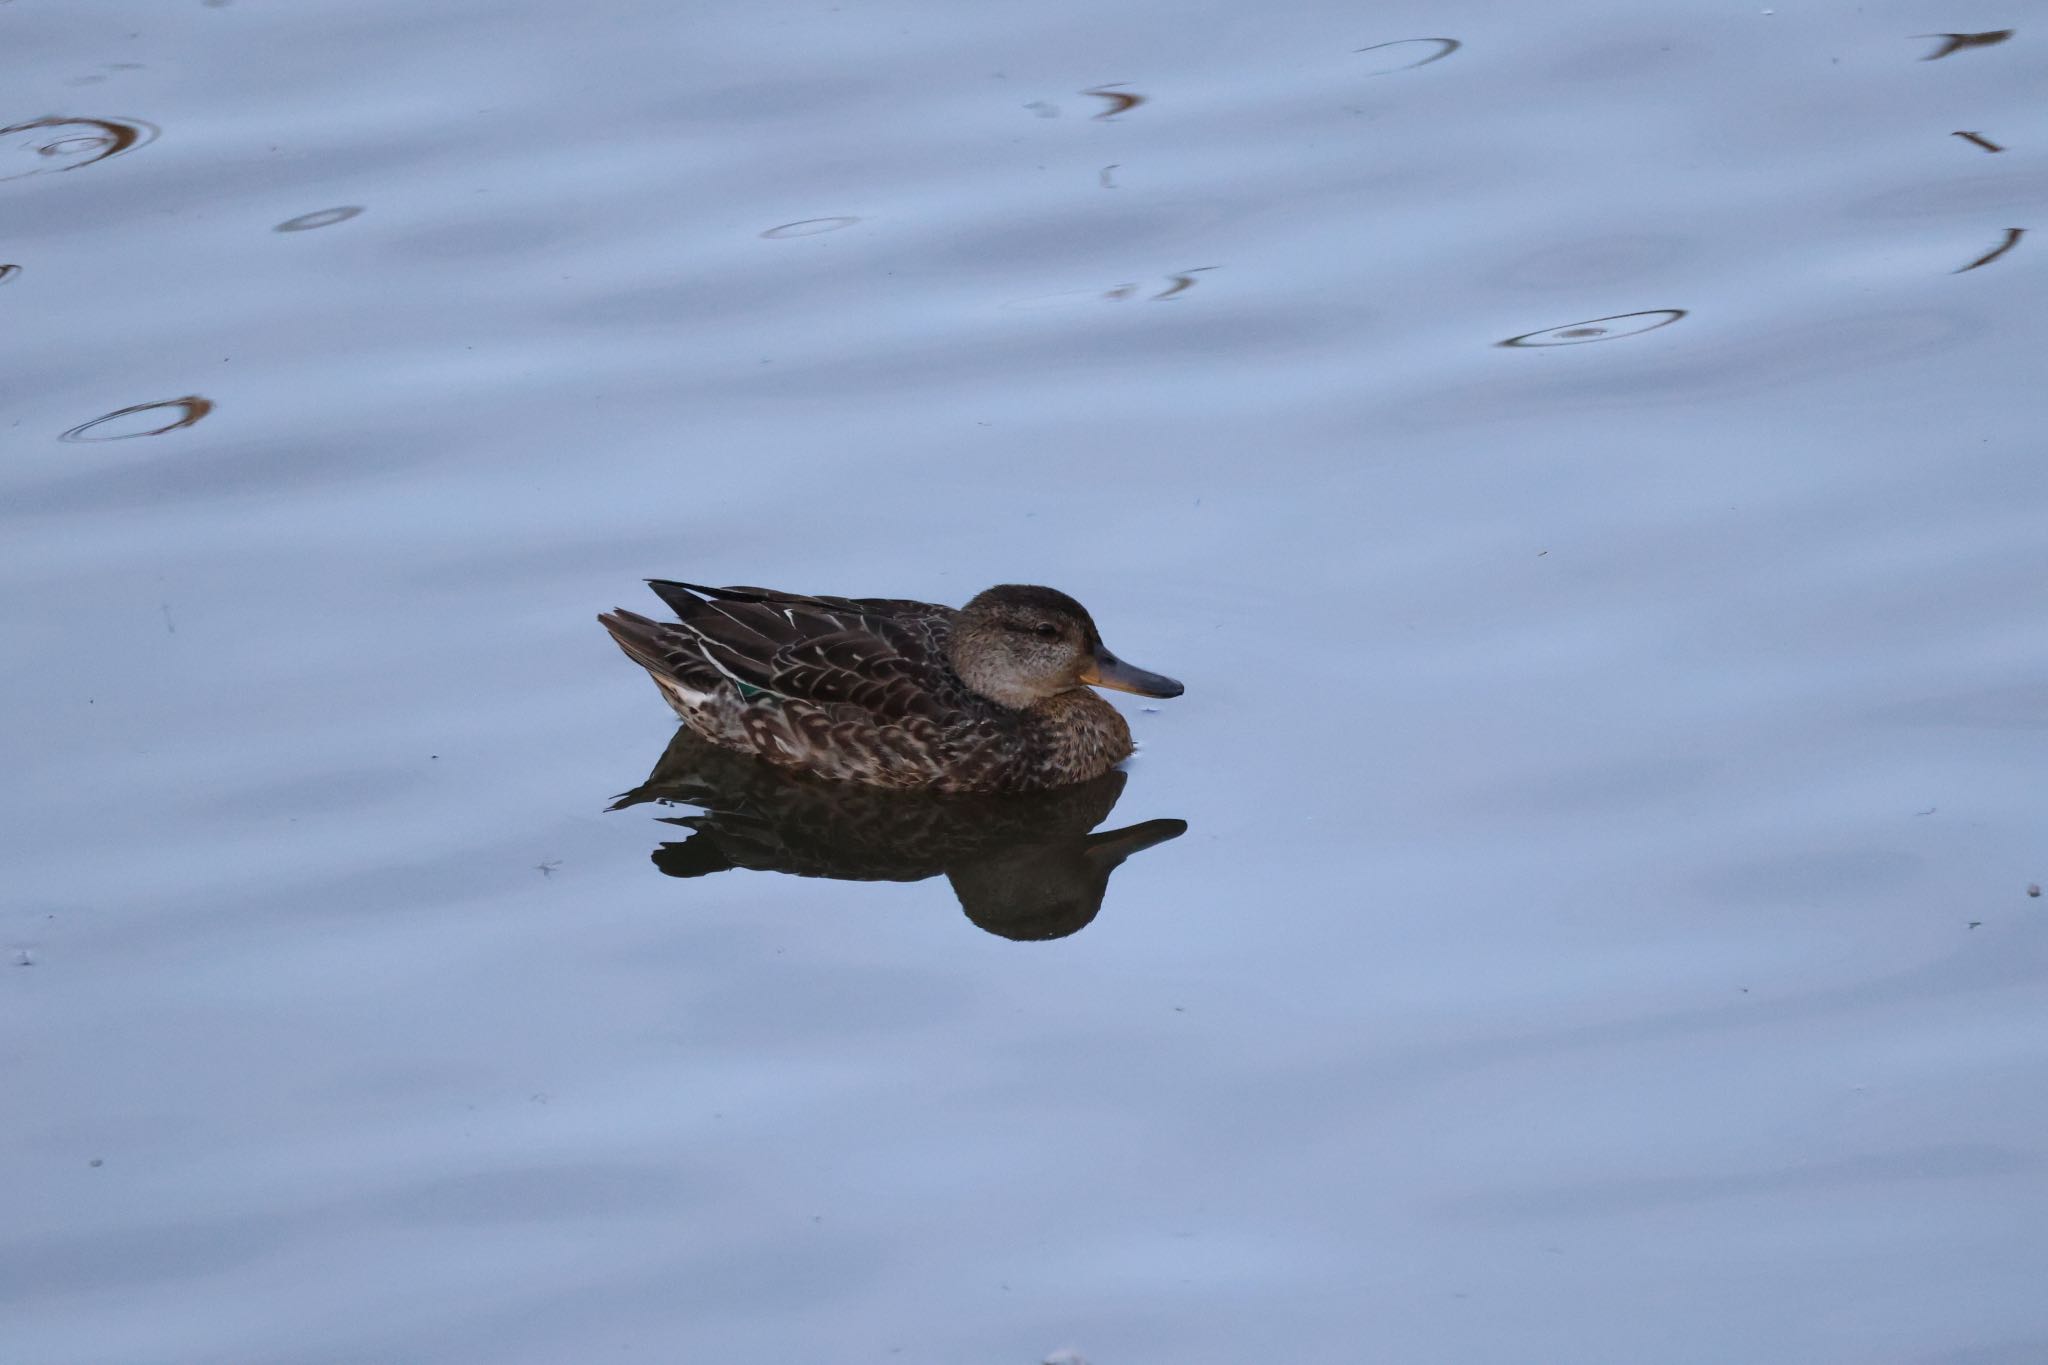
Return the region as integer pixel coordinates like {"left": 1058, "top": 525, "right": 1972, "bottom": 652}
{"left": 1498, "top": 309, "right": 1687, "bottom": 347}
{"left": 274, "top": 205, "right": 364, "bottom": 232}
{"left": 760, "top": 216, "right": 861, "bottom": 238}
{"left": 59, "top": 395, "right": 214, "bottom": 443}
{"left": 1, "top": 115, "right": 159, "bottom": 181}
{"left": 1354, "top": 38, "right": 1462, "bottom": 75}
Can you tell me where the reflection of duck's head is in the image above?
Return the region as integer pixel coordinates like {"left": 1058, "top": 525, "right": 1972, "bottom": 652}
{"left": 948, "top": 817, "right": 1188, "bottom": 941}
{"left": 612, "top": 728, "right": 1186, "bottom": 940}
{"left": 950, "top": 585, "right": 1184, "bottom": 710}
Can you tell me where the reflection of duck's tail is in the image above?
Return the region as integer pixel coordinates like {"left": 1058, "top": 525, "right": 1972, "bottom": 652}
{"left": 649, "top": 821, "right": 737, "bottom": 879}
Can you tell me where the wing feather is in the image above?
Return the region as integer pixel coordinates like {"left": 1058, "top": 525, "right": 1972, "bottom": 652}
{"left": 637, "top": 581, "right": 960, "bottom": 721}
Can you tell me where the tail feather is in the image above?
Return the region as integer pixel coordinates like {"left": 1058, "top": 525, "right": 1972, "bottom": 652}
{"left": 600, "top": 609, "right": 724, "bottom": 715}
{"left": 597, "top": 609, "right": 673, "bottom": 674}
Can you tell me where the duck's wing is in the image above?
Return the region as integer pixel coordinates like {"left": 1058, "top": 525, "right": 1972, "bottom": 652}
{"left": 631, "top": 580, "right": 960, "bottom": 719}
{"left": 646, "top": 580, "right": 936, "bottom": 622}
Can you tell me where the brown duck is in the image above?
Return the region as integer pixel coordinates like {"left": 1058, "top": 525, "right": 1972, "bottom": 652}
{"left": 599, "top": 580, "right": 1183, "bottom": 793}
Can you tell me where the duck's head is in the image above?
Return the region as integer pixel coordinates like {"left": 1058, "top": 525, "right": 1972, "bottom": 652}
{"left": 949, "top": 584, "right": 1184, "bottom": 710}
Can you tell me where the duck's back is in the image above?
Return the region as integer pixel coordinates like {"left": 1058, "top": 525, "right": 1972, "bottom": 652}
{"left": 600, "top": 582, "right": 1006, "bottom": 790}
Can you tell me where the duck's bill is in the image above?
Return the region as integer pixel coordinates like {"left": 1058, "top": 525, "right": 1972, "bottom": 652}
{"left": 1085, "top": 818, "right": 1190, "bottom": 864}
{"left": 1080, "top": 650, "right": 1184, "bottom": 698}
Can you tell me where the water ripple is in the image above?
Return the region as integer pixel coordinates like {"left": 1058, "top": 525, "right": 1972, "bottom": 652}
{"left": 1, "top": 115, "right": 158, "bottom": 181}
{"left": 59, "top": 396, "right": 215, "bottom": 443}
{"left": 1498, "top": 309, "right": 1687, "bottom": 347}
{"left": 1916, "top": 31, "right": 2013, "bottom": 61}
{"left": 1006, "top": 267, "right": 1218, "bottom": 309}
{"left": 1082, "top": 85, "right": 1145, "bottom": 120}
{"left": 760, "top": 216, "right": 860, "bottom": 239}
{"left": 274, "top": 206, "right": 364, "bottom": 232}
{"left": 1354, "top": 38, "right": 1462, "bottom": 75}
{"left": 1955, "top": 228, "right": 2024, "bottom": 274}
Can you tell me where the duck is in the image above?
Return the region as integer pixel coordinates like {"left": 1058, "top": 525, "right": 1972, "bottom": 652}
{"left": 598, "top": 580, "right": 1182, "bottom": 793}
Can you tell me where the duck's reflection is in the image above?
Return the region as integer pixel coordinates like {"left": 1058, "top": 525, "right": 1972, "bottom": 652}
{"left": 611, "top": 729, "right": 1187, "bottom": 940}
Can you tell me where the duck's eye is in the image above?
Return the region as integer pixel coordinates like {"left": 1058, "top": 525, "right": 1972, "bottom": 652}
{"left": 1033, "top": 622, "right": 1060, "bottom": 639}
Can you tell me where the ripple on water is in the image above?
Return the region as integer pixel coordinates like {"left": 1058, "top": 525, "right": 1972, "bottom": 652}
{"left": 760, "top": 216, "right": 861, "bottom": 238}
{"left": 1916, "top": 30, "right": 2014, "bottom": 61}
{"left": 1005, "top": 268, "right": 1219, "bottom": 310}
{"left": 1353, "top": 38, "right": 1462, "bottom": 75}
{"left": 274, "top": 206, "right": 364, "bottom": 232}
{"left": 1956, "top": 228, "right": 2025, "bottom": 274}
{"left": 1082, "top": 85, "right": 1145, "bottom": 119}
{"left": 0, "top": 115, "right": 158, "bottom": 181}
{"left": 1498, "top": 309, "right": 1687, "bottom": 347}
{"left": 59, "top": 396, "right": 214, "bottom": 443}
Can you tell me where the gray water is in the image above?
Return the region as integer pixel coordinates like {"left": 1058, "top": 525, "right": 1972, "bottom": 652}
{"left": 6, "top": 2, "right": 2047, "bottom": 1362}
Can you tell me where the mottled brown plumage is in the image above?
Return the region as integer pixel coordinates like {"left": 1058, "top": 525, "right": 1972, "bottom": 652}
{"left": 598, "top": 580, "right": 1182, "bottom": 793}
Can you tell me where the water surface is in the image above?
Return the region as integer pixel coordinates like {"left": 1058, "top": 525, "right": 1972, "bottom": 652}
{"left": 5, "top": 1, "right": 2047, "bottom": 1362}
